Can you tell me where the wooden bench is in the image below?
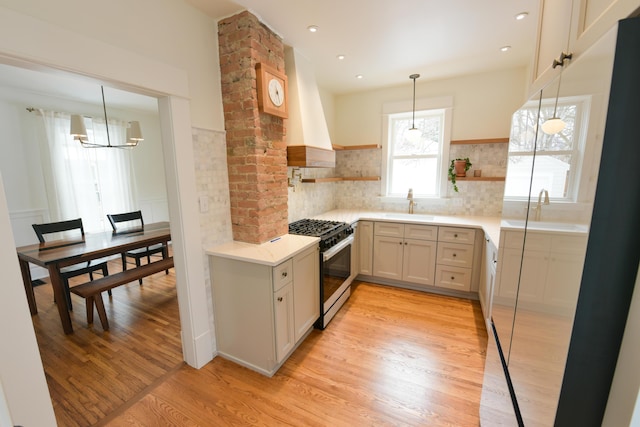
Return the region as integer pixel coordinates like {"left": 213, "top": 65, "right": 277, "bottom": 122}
{"left": 70, "top": 257, "right": 174, "bottom": 331}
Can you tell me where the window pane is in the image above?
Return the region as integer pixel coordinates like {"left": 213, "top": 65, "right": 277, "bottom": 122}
{"left": 538, "top": 104, "right": 576, "bottom": 151}
{"left": 392, "top": 115, "right": 441, "bottom": 155}
{"left": 505, "top": 155, "right": 570, "bottom": 198}
{"left": 531, "top": 154, "right": 571, "bottom": 198}
{"left": 508, "top": 108, "right": 538, "bottom": 153}
{"left": 389, "top": 158, "right": 438, "bottom": 196}
{"left": 504, "top": 155, "right": 534, "bottom": 198}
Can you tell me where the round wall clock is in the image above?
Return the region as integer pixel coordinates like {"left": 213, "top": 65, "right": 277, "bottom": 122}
{"left": 256, "top": 63, "right": 288, "bottom": 118}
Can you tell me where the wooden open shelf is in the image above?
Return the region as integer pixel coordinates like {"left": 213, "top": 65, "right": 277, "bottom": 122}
{"left": 450, "top": 138, "right": 509, "bottom": 145}
{"left": 302, "top": 176, "right": 381, "bottom": 183}
{"left": 332, "top": 144, "right": 381, "bottom": 150}
{"left": 448, "top": 176, "right": 505, "bottom": 182}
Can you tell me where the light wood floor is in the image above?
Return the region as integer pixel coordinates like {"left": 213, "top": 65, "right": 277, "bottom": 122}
{"left": 32, "top": 269, "right": 488, "bottom": 426}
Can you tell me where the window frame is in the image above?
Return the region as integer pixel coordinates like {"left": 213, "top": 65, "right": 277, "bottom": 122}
{"left": 504, "top": 95, "right": 591, "bottom": 203}
{"left": 381, "top": 96, "right": 453, "bottom": 201}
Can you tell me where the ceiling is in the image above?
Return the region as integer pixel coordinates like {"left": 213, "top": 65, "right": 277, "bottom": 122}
{"left": 187, "top": 0, "right": 541, "bottom": 94}
{"left": 0, "top": 0, "right": 540, "bottom": 110}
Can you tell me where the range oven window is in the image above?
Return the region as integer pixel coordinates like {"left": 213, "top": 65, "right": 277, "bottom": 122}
{"left": 322, "top": 241, "right": 351, "bottom": 305}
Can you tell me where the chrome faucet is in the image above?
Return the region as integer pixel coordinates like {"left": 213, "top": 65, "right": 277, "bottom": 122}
{"left": 534, "top": 188, "right": 549, "bottom": 221}
{"left": 407, "top": 188, "right": 416, "bottom": 214}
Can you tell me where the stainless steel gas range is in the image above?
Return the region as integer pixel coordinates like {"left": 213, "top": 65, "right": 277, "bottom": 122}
{"left": 289, "top": 219, "right": 355, "bottom": 329}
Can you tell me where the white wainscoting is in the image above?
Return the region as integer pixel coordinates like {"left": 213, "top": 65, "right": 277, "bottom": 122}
{"left": 10, "top": 209, "right": 49, "bottom": 280}
{"left": 139, "top": 198, "right": 169, "bottom": 224}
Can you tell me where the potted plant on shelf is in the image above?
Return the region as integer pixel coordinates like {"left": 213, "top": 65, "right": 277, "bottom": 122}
{"left": 448, "top": 157, "right": 472, "bottom": 192}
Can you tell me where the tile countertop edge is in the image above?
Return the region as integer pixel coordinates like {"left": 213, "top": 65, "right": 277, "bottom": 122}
{"left": 205, "top": 234, "right": 320, "bottom": 266}
{"left": 310, "top": 209, "right": 502, "bottom": 247}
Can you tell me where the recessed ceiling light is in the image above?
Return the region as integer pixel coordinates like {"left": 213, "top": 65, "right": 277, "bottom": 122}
{"left": 515, "top": 12, "right": 529, "bottom": 20}
{"left": 307, "top": 25, "right": 319, "bottom": 33}
{"left": 356, "top": 74, "right": 364, "bottom": 79}
{"left": 500, "top": 46, "right": 511, "bottom": 52}
{"left": 337, "top": 54, "right": 346, "bottom": 60}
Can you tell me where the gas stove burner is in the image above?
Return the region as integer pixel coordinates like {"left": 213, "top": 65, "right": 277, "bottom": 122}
{"left": 289, "top": 219, "right": 354, "bottom": 251}
{"left": 289, "top": 219, "right": 343, "bottom": 237}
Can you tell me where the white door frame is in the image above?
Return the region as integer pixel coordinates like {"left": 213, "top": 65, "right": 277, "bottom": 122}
{"left": 0, "top": 7, "right": 213, "bottom": 425}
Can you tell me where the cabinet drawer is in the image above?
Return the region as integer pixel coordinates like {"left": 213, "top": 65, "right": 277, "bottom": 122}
{"left": 273, "top": 259, "right": 293, "bottom": 291}
{"left": 435, "top": 265, "right": 472, "bottom": 292}
{"left": 374, "top": 222, "right": 404, "bottom": 238}
{"left": 438, "top": 226, "right": 476, "bottom": 244}
{"left": 437, "top": 242, "right": 474, "bottom": 268}
{"left": 404, "top": 224, "right": 438, "bottom": 241}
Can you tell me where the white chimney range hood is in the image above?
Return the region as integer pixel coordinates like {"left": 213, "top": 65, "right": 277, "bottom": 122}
{"left": 284, "top": 47, "right": 335, "bottom": 168}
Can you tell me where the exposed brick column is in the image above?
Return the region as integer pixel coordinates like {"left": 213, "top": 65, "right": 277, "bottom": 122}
{"left": 218, "top": 11, "right": 288, "bottom": 244}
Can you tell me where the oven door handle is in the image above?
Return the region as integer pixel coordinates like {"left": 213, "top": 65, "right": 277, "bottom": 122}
{"left": 323, "top": 235, "right": 354, "bottom": 262}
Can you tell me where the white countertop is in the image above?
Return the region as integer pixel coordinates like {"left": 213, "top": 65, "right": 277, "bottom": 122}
{"left": 206, "top": 210, "right": 503, "bottom": 265}
{"left": 206, "top": 234, "right": 319, "bottom": 266}
{"left": 311, "top": 209, "right": 502, "bottom": 247}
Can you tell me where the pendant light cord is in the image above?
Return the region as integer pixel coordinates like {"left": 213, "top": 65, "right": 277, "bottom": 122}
{"left": 101, "top": 85, "right": 112, "bottom": 147}
{"left": 551, "top": 72, "right": 562, "bottom": 118}
{"left": 409, "top": 74, "right": 420, "bottom": 129}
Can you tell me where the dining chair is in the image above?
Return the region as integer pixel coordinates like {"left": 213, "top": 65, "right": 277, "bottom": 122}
{"left": 106, "top": 210, "right": 169, "bottom": 284}
{"left": 32, "top": 218, "right": 110, "bottom": 310}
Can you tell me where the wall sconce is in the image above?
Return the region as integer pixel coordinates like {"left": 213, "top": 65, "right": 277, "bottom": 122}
{"left": 70, "top": 85, "right": 143, "bottom": 148}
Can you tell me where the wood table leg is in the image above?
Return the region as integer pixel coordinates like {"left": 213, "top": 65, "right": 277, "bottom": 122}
{"left": 48, "top": 264, "right": 73, "bottom": 334}
{"left": 93, "top": 293, "right": 109, "bottom": 331}
{"left": 18, "top": 258, "right": 37, "bottom": 315}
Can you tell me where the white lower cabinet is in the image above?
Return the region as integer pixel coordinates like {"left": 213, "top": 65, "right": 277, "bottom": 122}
{"left": 274, "top": 282, "right": 294, "bottom": 362}
{"left": 372, "top": 222, "right": 437, "bottom": 287}
{"left": 496, "top": 230, "right": 587, "bottom": 313}
{"left": 479, "top": 234, "right": 497, "bottom": 329}
{"left": 435, "top": 227, "right": 476, "bottom": 292}
{"left": 292, "top": 245, "right": 320, "bottom": 342}
{"left": 369, "top": 222, "right": 478, "bottom": 293}
{"left": 210, "top": 243, "right": 319, "bottom": 376}
{"left": 357, "top": 221, "right": 374, "bottom": 276}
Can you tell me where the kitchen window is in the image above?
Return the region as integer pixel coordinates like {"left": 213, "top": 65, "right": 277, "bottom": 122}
{"left": 382, "top": 97, "right": 453, "bottom": 198}
{"left": 504, "top": 96, "right": 589, "bottom": 201}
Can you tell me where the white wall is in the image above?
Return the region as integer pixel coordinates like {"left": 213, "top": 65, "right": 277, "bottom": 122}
{"left": 0, "top": 93, "right": 168, "bottom": 221}
{"left": 334, "top": 67, "right": 528, "bottom": 146}
{"left": 0, "top": 173, "right": 56, "bottom": 426}
{"left": 0, "top": 0, "right": 224, "bottom": 131}
{"left": 0, "top": 3, "right": 220, "bottom": 425}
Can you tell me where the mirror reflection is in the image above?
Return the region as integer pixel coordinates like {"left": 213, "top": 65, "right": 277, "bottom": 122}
{"left": 488, "top": 25, "right": 617, "bottom": 426}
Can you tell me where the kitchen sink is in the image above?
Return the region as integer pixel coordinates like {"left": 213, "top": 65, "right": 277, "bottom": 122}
{"left": 502, "top": 219, "right": 588, "bottom": 233}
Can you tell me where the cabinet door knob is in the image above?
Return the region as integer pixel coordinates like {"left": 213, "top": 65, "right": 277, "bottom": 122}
{"left": 399, "top": 241, "right": 403, "bottom": 245}
{"left": 282, "top": 271, "right": 288, "bottom": 277}
{"left": 277, "top": 297, "right": 283, "bottom": 302}
{"left": 453, "top": 253, "right": 457, "bottom": 257}
{"left": 404, "top": 242, "right": 408, "bottom": 245}
{"left": 451, "top": 276, "right": 455, "bottom": 280}
{"left": 454, "top": 234, "right": 458, "bottom": 238}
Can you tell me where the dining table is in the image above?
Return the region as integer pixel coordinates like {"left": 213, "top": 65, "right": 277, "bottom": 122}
{"left": 16, "top": 221, "right": 172, "bottom": 334}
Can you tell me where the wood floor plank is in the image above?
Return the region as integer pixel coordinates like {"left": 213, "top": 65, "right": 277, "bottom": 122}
{"left": 33, "top": 271, "right": 488, "bottom": 426}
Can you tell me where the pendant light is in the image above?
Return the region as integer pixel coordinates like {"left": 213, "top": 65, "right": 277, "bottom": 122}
{"left": 70, "top": 85, "right": 143, "bottom": 148}
{"left": 541, "top": 53, "right": 572, "bottom": 135}
{"left": 540, "top": 73, "right": 566, "bottom": 135}
{"left": 406, "top": 73, "right": 422, "bottom": 143}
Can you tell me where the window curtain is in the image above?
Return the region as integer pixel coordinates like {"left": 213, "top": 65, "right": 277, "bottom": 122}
{"left": 38, "top": 110, "right": 137, "bottom": 232}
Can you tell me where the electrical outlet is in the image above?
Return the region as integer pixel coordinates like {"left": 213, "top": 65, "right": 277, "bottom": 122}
{"left": 199, "top": 195, "right": 209, "bottom": 213}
